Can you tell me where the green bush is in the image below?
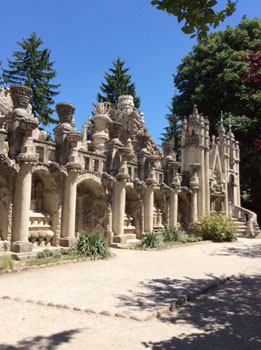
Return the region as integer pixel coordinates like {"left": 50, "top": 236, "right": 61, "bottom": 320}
{"left": 37, "top": 249, "right": 53, "bottom": 259}
{"left": 0, "top": 255, "right": 14, "bottom": 270}
{"left": 60, "top": 248, "right": 70, "bottom": 255}
{"left": 162, "top": 227, "right": 186, "bottom": 242}
{"left": 75, "top": 232, "right": 110, "bottom": 260}
{"left": 195, "top": 214, "right": 237, "bottom": 242}
{"left": 140, "top": 232, "right": 163, "bottom": 249}
{"left": 163, "top": 226, "right": 203, "bottom": 244}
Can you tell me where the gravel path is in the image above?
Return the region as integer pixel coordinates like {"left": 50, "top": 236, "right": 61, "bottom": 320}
{"left": 0, "top": 237, "right": 260, "bottom": 349}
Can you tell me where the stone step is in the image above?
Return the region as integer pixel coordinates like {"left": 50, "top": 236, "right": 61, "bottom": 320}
{"left": 110, "top": 239, "right": 141, "bottom": 249}
{"left": 112, "top": 234, "right": 136, "bottom": 244}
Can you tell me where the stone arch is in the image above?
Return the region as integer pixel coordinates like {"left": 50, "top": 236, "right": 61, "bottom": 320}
{"left": 30, "top": 169, "right": 59, "bottom": 247}
{"left": 75, "top": 175, "right": 107, "bottom": 235}
{"left": 178, "top": 190, "right": 191, "bottom": 229}
{"left": 153, "top": 189, "right": 166, "bottom": 229}
{"left": 125, "top": 185, "right": 140, "bottom": 236}
{"left": 228, "top": 174, "right": 234, "bottom": 204}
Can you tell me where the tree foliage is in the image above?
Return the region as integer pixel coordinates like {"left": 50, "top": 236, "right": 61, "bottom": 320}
{"left": 151, "top": 0, "right": 238, "bottom": 40}
{"left": 169, "top": 17, "right": 261, "bottom": 219}
{"left": 1, "top": 32, "right": 60, "bottom": 125}
{"left": 97, "top": 57, "right": 140, "bottom": 108}
{"left": 161, "top": 94, "right": 182, "bottom": 160}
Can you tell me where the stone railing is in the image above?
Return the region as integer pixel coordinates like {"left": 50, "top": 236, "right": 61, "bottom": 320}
{"left": 234, "top": 205, "right": 260, "bottom": 237}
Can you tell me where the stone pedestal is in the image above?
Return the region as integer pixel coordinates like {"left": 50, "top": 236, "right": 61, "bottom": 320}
{"left": 144, "top": 185, "right": 154, "bottom": 233}
{"left": 60, "top": 171, "right": 77, "bottom": 246}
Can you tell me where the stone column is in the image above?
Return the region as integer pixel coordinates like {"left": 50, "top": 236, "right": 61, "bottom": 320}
{"left": 144, "top": 184, "right": 154, "bottom": 233}
{"left": 169, "top": 189, "right": 178, "bottom": 228}
{"left": 190, "top": 171, "right": 199, "bottom": 224}
{"left": 60, "top": 171, "right": 77, "bottom": 247}
{"left": 199, "top": 148, "right": 205, "bottom": 217}
{"left": 112, "top": 180, "right": 126, "bottom": 236}
{"left": 11, "top": 163, "right": 33, "bottom": 252}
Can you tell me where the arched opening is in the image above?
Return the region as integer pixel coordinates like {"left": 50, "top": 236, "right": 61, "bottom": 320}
{"left": 210, "top": 154, "right": 225, "bottom": 213}
{"left": 153, "top": 189, "right": 166, "bottom": 230}
{"left": 76, "top": 178, "right": 107, "bottom": 234}
{"left": 228, "top": 174, "right": 234, "bottom": 204}
{"left": 125, "top": 185, "right": 141, "bottom": 237}
{"left": 30, "top": 171, "right": 59, "bottom": 247}
{"left": 178, "top": 190, "right": 191, "bottom": 229}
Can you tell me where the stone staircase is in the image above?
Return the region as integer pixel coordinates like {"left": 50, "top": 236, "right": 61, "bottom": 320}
{"left": 233, "top": 205, "right": 261, "bottom": 237}
{"left": 232, "top": 218, "right": 247, "bottom": 236}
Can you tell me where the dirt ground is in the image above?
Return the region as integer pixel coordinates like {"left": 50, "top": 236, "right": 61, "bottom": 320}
{"left": 0, "top": 237, "right": 260, "bottom": 350}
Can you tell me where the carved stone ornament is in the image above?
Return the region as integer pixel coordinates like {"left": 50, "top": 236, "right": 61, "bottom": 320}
{"left": 49, "top": 162, "right": 68, "bottom": 175}
{"left": 0, "top": 154, "right": 19, "bottom": 172}
{"left": 136, "top": 132, "right": 150, "bottom": 151}
{"left": 108, "top": 121, "right": 122, "bottom": 140}
{"left": 10, "top": 84, "right": 32, "bottom": 110}
{"left": 92, "top": 101, "right": 111, "bottom": 116}
{"left": 56, "top": 103, "right": 75, "bottom": 124}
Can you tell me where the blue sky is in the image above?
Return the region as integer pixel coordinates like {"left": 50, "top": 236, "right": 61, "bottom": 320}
{"left": 1, "top": 0, "right": 260, "bottom": 143}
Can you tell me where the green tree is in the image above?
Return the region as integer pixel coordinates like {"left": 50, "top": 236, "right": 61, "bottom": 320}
{"left": 1, "top": 32, "right": 60, "bottom": 125}
{"left": 151, "top": 0, "right": 238, "bottom": 40}
{"left": 161, "top": 95, "right": 182, "bottom": 160}
{"left": 97, "top": 57, "right": 140, "bottom": 108}
{"left": 169, "top": 17, "right": 261, "bottom": 220}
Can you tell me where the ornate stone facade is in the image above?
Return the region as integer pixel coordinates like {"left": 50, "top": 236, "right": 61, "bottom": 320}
{"left": 0, "top": 86, "right": 259, "bottom": 257}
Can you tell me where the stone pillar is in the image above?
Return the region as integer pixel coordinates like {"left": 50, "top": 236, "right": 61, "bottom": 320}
{"left": 60, "top": 171, "right": 77, "bottom": 247}
{"left": 190, "top": 171, "right": 199, "bottom": 224}
{"left": 191, "top": 188, "right": 198, "bottom": 224}
{"left": 169, "top": 189, "right": 178, "bottom": 228}
{"left": 144, "top": 185, "right": 154, "bottom": 233}
{"left": 112, "top": 180, "right": 126, "bottom": 236}
{"left": 11, "top": 163, "right": 33, "bottom": 252}
{"left": 199, "top": 148, "right": 205, "bottom": 217}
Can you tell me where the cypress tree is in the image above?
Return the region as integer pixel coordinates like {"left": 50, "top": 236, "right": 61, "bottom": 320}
{"left": 97, "top": 57, "right": 140, "bottom": 108}
{"left": 1, "top": 32, "right": 60, "bottom": 125}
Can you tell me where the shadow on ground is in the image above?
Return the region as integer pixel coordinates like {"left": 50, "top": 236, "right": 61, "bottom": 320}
{"left": 116, "top": 274, "right": 222, "bottom": 312}
{"left": 142, "top": 274, "right": 261, "bottom": 350}
{"left": 209, "top": 243, "right": 261, "bottom": 259}
{"left": 0, "top": 329, "right": 82, "bottom": 350}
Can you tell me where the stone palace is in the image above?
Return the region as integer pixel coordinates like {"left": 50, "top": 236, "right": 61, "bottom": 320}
{"left": 0, "top": 85, "right": 259, "bottom": 258}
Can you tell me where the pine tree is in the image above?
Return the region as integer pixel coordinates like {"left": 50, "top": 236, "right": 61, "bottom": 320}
{"left": 97, "top": 57, "right": 140, "bottom": 108}
{"left": 161, "top": 97, "right": 182, "bottom": 160}
{"left": 1, "top": 32, "right": 60, "bottom": 125}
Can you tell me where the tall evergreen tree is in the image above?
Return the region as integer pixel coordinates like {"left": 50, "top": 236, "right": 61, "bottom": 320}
{"left": 97, "top": 57, "right": 140, "bottom": 108}
{"left": 161, "top": 96, "right": 182, "bottom": 160}
{"left": 166, "top": 17, "right": 261, "bottom": 221}
{"left": 1, "top": 32, "right": 60, "bottom": 125}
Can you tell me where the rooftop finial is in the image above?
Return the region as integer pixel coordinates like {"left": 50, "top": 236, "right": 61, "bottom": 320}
{"left": 228, "top": 113, "right": 234, "bottom": 138}
{"left": 228, "top": 113, "right": 232, "bottom": 133}
{"left": 218, "top": 110, "right": 226, "bottom": 136}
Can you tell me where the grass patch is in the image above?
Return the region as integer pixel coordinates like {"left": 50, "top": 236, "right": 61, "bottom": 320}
{"left": 0, "top": 255, "right": 14, "bottom": 270}
{"left": 26, "top": 255, "right": 80, "bottom": 267}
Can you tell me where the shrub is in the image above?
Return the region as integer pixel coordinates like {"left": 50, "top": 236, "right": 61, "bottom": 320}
{"left": 37, "top": 249, "right": 53, "bottom": 259}
{"left": 162, "top": 227, "right": 180, "bottom": 241}
{"left": 140, "top": 232, "right": 163, "bottom": 249}
{"left": 75, "top": 232, "right": 110, "bottom": 260}
{"left": 0, "top": 255, "right": 14, "bottom": 270}
{"left": 60, "top": 248, "right": 70, "bottom": 255}
{"left": 195, "top": 213, "right": 237, "bottom": 242}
